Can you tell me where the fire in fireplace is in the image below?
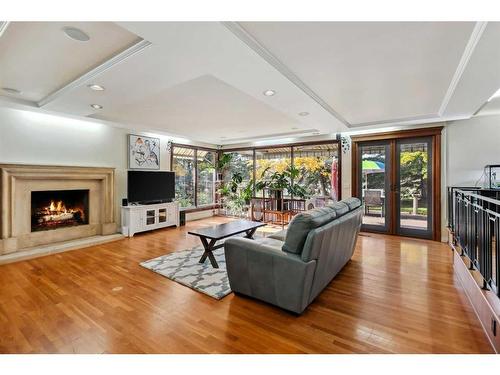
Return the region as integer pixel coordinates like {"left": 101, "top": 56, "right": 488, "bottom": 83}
{"left": 31, "top": 190, "right": 89, "bottom": 232}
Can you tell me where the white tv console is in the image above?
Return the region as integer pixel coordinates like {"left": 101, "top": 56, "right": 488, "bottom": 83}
{"left": 121, "top": 201, "right": 180, "bottom": 237}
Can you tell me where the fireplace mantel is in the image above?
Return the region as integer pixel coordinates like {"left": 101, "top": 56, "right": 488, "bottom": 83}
{"left": 0, "top": 164, "right": 118, "bottom": 256}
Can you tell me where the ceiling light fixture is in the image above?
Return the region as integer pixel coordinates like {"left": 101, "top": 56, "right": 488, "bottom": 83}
{"left": 298, "top": 112, "right": 310, "bottom": 116}
{"left": 1, "top": 87, "right": 22, "bottom": 95}
{"left": 88, "top": 84, "right": 105, "bottom": 91}
{"left": 263, "top": 89, "right": 276, "bottom": 97}
{"left": 90, "top": 104, "right": 103, "bottom": 110}
{"left": 62, "top": 26, "right": 90, "bottom": 42}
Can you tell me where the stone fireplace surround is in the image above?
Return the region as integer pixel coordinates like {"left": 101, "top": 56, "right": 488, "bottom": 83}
{"left": 0, "top": 164, "right": 118, "bottom": 261}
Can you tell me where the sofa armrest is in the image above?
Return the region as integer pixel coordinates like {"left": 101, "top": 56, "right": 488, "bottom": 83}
{"left": 224, "top": 237, "right": 316, "bottom": 314}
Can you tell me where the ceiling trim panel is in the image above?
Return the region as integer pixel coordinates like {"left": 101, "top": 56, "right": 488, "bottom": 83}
{"left": 0, "top": 21, "right": 9, "bottom": 38}
{"left": 438, "top": 21, "right": 487, "bottom": 116}
{"left": 38, "top": 38, "right": 152, "bottom": 107}
{"left": 222, "top": 21, "right": 351, "bottom": 127}
{"left": 349, "top": 113, "right": 439, "bottom": 128}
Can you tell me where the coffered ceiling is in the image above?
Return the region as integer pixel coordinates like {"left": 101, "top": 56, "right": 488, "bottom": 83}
{"left": 0, "top": 22, "right": 141, "bottom": 102}
{"left": 1, "top": 21, "right": 500, "bottom": 144}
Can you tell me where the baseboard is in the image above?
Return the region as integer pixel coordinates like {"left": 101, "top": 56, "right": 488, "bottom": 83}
{"left": 451, "top": 241, "right": 500, "bottom": 353}
{"left": 0, "top": 233, "right": 124, "bottom": 265}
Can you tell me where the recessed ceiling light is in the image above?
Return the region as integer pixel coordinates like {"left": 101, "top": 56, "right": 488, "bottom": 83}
{"left": 1, "top": 87, "right": 22, "bottom": 95}
{"left": 263, "top": 89, "right": 276, "bottom": 97}
{"left": 62, "top": 26, "right": 90, "bottom": 42}
{"left": 90, "top": 104, "right": 103, "bottom": 110}
{"left": 298, "top": 112, "right": 310, "bottom": 116}
{"left": 87, "top": 84, "right": 105, "bottom": 91}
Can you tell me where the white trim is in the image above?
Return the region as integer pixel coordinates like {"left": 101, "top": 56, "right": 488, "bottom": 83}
{"left": 438, "top": 22, "right": 488, "bottom": 116}
{"left": 0, "top": 95, "right": 37, "bottom": 107}
{"left": 217, "top": 128, "right": 320, "bottom": 143}
{"left": 349, "top": 113, "right": 439, "bottom": 128}
{"left": 38, "top": 38, "right": 152, "bottom": 107}
{"left": 0, "top": 21, "right": 9, "bottom": 38}
{"left": 222, "top": 21, "right": 351, "bottom": 127}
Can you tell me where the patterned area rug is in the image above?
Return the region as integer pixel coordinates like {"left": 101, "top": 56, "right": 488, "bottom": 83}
{"left": 140, "top": 244, "right": 231, "bottom": 300}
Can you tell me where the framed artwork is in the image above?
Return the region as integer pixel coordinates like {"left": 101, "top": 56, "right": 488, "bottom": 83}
{"left": 128, "top": 134, "right": 160, "bottom": 170}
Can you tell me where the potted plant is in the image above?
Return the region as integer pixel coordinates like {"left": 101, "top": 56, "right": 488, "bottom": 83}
{"left": 255, "top": 166, "right": 307, "bottom": 211}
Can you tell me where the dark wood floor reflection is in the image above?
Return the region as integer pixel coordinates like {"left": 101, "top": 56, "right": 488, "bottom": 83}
{"left": 0, "top": 217, "right": 493, "bottom": 353}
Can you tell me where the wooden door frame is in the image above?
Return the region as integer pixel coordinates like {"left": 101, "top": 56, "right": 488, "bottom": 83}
{"left": 351, "top": 126, "right": 443, "bottom": 241}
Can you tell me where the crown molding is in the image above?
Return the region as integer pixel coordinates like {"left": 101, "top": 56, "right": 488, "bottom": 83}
{"left": 349, "top": 113, "right": 439, "bottom": 128}
{"left": 37, "top": 38, "right": 152, "bottom": 107}
{"left": 0, "top": 21, "right": 9, "bottom": 38}
{"left": 216, "top": 128, "right": 320, "bottom": 144}
{"left": 222, "top": 21, "right": 351, "bottom": 127}
{"left": 0, "top": 95, "right": 37, "bottom": 108}
{"left": 438, "top": 21, "right": 487, "bottom": 116}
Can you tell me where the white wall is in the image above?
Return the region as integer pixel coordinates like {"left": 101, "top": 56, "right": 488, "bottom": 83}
{"left": 446, "top": 115, "right": 500, "bottom": 187}
{"left": 0, "top": 107, "right": 174, "bottom": 227}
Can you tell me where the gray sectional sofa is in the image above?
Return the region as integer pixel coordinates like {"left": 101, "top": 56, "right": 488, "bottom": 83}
{"left": 224, "top": 198, "right": 363, "bottom": 314}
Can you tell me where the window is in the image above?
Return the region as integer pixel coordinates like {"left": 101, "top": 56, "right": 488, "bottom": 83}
{"left": 172, "top": 146, "right": 195, "bottom": 208}
{"left": 255, "top": 147, "right": 292, "bottom": 196}
{"left": 223, "top": 150, "right": 254, "bottom": 189}
{"left": 220, "top": 141, "right": 340, "bottom": 203}
{"left": 197, "top": 150, "right": 216, "bottom": 206}
{"left": 172, "top": 145, "right": 217, "bottom": 209}
{"left": 293, "top": 143, "right": 339, "bottom": 201}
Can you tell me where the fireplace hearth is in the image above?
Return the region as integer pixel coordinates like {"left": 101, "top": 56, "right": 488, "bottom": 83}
{"left": 31, "top": 190, "right": 89, "bottom": 232}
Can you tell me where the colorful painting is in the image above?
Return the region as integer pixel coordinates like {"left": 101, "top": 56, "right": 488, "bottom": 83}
{"left": 128, "top": 134, "right": 160, "bottom": 170}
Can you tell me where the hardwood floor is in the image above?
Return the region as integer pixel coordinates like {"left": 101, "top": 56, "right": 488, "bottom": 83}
{"left": 0, "top": 216, "right": 493, "bottom": 353}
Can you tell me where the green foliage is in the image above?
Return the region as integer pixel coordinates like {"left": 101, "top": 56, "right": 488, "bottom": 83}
{"left": 216, "top": 153, "right": 233, "bottom": 172}
{"left": 255, "top": 165, "right": 307, "bottom": 199}
{"left": 400, "top": 151, "right": 428, "bottom": 199}
{"left": 294, "top": 157, "right": 333, "bottom": 197}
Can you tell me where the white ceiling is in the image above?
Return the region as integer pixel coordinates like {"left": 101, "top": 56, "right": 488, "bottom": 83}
{"left": 1, "top": 21, "right": 500, "bottom": 144}
{"left": 0, "top": 22, "right": 140, "bottom": 102}
{"left": 238, "top": 22, "right": 475, "bottom": 125}
{"left": 91, "top": 74, "right": 315, "bottom": 142}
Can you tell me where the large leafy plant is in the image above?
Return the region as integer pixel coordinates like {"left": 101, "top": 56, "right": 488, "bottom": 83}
{"left": 216, "top": 153, "right": 233, "bottom": 175}
{"left": 255, "top": 165, "right": 307, "bottom": 199}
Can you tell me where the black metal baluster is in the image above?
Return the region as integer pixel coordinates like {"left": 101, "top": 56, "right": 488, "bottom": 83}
{"left": 482, "top": 211, "right": 493, "bottom": 290}
{"left": 494, "top": 217, "right": 500, "bottom": 296}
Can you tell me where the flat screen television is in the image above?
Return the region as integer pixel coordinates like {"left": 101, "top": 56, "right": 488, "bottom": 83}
{"left": 127, "top": 171, "right": 175, "bottom": 204}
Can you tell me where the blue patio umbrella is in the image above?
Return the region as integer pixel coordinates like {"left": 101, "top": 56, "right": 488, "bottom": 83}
{"left": 362, "top": 160, "right": 385, "bottom": 190}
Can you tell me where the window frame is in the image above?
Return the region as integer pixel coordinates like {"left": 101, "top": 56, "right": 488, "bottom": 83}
{"left": 221, "top": 138, "right": 342, "bottom": 201}
{"left": 170, "top": 143, "right": 219, "bottom": 210}
{"left": 171, "top": 138, "right": 342, "bottom": 211}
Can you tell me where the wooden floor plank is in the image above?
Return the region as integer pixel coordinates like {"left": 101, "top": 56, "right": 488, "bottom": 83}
{"left": 0, "top": 216, "right": 493, "bottom": 353}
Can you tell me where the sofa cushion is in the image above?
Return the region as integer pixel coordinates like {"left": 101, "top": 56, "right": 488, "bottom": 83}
{"left": 342, "top": 197, "right": 362, "bottom": 210}
{"left": 282, "top": 207, "right": 336, "bottom": 254}
{"left": 268, "top": 229, "right": 287, "bottom": 241}
{"left": 253, "top": 237, "right": 285, "bottom": 250}
{"left": 327, "top": 201, "right": 349, "bottom": 217}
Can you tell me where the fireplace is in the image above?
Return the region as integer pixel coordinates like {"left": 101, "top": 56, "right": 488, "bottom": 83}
{"left": 31, "top": 190, "right": 89, "bottom": 232}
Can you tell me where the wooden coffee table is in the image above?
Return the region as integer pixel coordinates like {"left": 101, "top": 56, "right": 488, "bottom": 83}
{"left": 188, "top": 219, "right": 267, "bottom": 268}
